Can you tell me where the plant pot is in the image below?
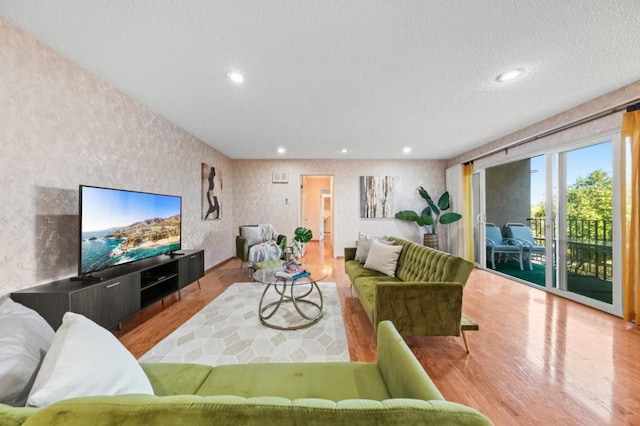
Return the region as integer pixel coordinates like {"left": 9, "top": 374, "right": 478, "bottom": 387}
{"left": 423, "top": 234, "right": 439, "bottom": 250}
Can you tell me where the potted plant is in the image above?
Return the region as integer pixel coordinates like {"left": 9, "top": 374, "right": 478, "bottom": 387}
{"left": 291, "top": 226, "right": 313, "bottom": 257}
{"left": 395, "top": 186, "right": 462, "bottom": 250}
{"left": 280, "top": 226, "right": 313, "bottom": 261}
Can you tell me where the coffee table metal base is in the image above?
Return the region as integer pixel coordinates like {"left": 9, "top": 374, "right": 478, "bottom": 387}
{"left": 259, "top": 280, "right": 324, "bottom": 330}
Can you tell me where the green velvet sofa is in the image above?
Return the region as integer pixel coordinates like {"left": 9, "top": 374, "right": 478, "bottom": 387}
{"left": 1, "top": 321, "right": 491, "bottom": 425}
{"left": 345, "top": 237, "right": 476, "bottom": 349}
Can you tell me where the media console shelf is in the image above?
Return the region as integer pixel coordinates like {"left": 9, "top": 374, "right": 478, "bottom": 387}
{"left": 140, "top": 261, "right": 180, "bottom": 308}
{"left": 11, "top": 249, "right": 204, "bottom": 330}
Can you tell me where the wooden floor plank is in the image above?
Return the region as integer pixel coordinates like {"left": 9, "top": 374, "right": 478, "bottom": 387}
{"left": 117, "top": 241, "right": 640, "bottom": 426}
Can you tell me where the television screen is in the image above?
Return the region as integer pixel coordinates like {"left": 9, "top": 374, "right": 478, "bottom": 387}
{"left": 79, "top": 185, "right": 182, "bottom": 275}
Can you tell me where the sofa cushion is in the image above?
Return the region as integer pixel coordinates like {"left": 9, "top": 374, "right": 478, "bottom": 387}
{"left": 27, "top": 312, "right": 153, "bottom": 408}
{"left": 364, "top": 240, "right": 403, "bottom": 277}
{"left": 0, "top": 298, "right": 55, "bottom": 407}
{"left": 0, "top": 404, "right": 39, "bottom": 425}
{"left": 345, "top": 260, "right": 388, "bottom": 281}
{"left": 354, "top": 233, "right": 389, "bottom": 263}
{"left": 241, "top": 226, "right": 263, "bottom": 246}
{"left": 352, "top": 275, "right": 402, "bottom": 324}
{"left": 196, "top": 362, "right": 391, "bottom": 402}
{"left": 354, "top": 275, "right": 402, "bottom": 287}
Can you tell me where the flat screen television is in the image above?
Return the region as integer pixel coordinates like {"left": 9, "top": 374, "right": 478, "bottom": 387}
{"left": 78, "top": 185, "right": 182, "bottom": 276}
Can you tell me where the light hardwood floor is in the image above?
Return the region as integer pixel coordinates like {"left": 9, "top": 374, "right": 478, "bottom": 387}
{"left": 117, "top": 241, "right": 640, "bottom": 426}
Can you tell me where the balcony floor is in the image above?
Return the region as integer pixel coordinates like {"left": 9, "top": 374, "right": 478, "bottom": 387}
{"left": 488, "top": 260, "right": 612, "bottom": 304}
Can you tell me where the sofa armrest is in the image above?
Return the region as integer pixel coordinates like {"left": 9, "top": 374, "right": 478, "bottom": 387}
{"left": 375, "top": 282, "right": 463, "bottom": 336}
{"left": 344, "top": 247, "right": 356, "bottom": 262}
{"left": 141, "top": 363, "right": 214, "bottom": 396}
{"left": 375, "top": 321, "right": 444, "bottom": 401}
{"left": 236, "top": 236, "right": 250, "bottom": 262}
{"left": 276, "top": 234, "right": 287, "bottom": 249}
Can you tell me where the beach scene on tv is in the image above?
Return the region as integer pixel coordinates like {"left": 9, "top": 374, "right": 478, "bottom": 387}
{"left": 80, "top": 187, "right": 181, "bottom": 274}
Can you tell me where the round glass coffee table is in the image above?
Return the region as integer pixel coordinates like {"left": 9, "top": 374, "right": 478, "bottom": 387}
{"left": 252, "top": 266, "right": 327, "bottom": 330}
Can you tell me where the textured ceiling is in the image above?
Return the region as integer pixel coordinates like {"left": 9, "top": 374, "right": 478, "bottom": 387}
{"left": 2, "top": 0, "right": 640, "bottom": 160}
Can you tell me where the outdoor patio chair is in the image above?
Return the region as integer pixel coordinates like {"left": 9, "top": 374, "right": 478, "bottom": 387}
{"left": 485, "top": 223, "right": 524, "bottom": 270}
{"left": 503, "top": 223, "right": 546, "bottom": 270}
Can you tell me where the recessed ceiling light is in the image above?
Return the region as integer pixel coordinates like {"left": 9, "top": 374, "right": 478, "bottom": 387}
{"left": 340, "top": 148, "right": 349, "bottom": 153}
{"left": 226, "top": 71, "right": 244, "bottom": 83}
{"left": 403, "top": 147, "right": 412, "bottom": 154}
{"left": 496, "top": 68, "right": 524, "bottom": 83}
{"left": 277, "top": 147, "right": 285, "bottom": 154}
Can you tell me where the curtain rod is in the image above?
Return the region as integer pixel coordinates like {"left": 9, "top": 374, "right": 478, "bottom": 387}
{"left": 627, "top": 101, "right": 640, "bottom": 112}
{"left": 468, "top": 97, "right": 640, "bottom": 163}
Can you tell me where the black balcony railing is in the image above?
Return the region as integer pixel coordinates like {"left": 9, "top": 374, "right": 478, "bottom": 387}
{"left": 527, "top": 217, "right": 613, "bottom": 282}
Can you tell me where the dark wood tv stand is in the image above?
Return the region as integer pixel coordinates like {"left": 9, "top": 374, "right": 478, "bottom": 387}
{"left": 11, "top": 249, "right": 204, "bottom": 330}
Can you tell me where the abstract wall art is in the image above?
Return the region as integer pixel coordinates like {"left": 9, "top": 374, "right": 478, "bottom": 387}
{"left": 359, "top": 176, "right": 397, "bottom": 218}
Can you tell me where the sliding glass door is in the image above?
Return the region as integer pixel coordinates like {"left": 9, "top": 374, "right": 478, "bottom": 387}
{"left": 480, "top": 135, "right": 622, "bottom": 316}
{"left": 483, "top": 155, "right": 550, "bottom": 283}
{"left": 472, "top": 170, "right": 486, "bottom": 267}
{"left": 554, "top": 141, "right": 620, "bottom": 313}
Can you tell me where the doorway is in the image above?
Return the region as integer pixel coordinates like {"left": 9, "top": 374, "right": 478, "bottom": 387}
{"left": 301, "top": 175, "right": 334, "bottom": 256}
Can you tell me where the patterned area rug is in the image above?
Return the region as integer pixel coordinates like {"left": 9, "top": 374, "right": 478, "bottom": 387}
{"left": 139, "top": 282, "right": 349, "bottom": 364}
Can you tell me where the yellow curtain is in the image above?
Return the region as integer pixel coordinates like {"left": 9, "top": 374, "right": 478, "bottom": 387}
{"left": 622, "top": 111, "right": 640, "bottom": 323}
{"left": 462, "top": 162, "right": 474, "bottom": 263}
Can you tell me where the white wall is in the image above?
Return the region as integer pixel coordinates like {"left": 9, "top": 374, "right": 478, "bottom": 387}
{"left": 0, "top": 20, "right": 234, "bottom": 295}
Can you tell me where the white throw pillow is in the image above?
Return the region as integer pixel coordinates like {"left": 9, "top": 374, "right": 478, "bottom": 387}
{"left": 354, "top": 233, "right": 390, "bottom": 263}
{"left": 364, "top": 240, "right": 403, "bottom": 277}
{"left": 0, "top": 298, "right": 55, "bottom": 407}
{"left": 27, "top": 312, "right": 153, "bottom": 408}
{"left": 241, "top": 226, "right": 264, "bottom": 246}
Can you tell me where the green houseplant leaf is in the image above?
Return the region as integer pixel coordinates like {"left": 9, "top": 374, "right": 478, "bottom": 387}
{"left": 437, "top": 191, "right": 451, "bottom": 211}
{"left": 394, "top": 210, "right": 421, "bottom": 221}
{"left": 440, "top": 212, "right": 462, "bottom": 224}
{"left": 394, "top": 187, "right": 461, "bottom": 234}
{"left": 418, "top": 207, "right": 434, "bottom": 226}
{"left": 288, "top": 226, "right": 313, "bottom": 257}
{"left": 293, "top": 226, "right": 313, "bottom": 243}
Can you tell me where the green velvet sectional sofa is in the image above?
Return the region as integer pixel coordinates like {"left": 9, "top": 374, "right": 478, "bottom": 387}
{"left": 345, "top": 237, "right": 476, "bottom": 348}
{"left": 1, "top": 321, "right": 491, "bottom": 425}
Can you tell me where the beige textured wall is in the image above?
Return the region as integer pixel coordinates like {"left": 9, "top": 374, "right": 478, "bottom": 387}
{"left": 0, "top": 20, "right": 234, "bottom": 296}
{"left": 485, "top": 160, "right": 531, "bottom": 228}
{"left": 231, "top": 159, "right": 447, "bottom": 256}
{"left": 0, "top": 18, "right": 458, "bottom": 298}
{"left": 448, "top": 80, "right": 640, "bottom": 169}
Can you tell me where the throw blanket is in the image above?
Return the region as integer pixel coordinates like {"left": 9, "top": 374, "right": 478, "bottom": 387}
{"left": 248, "top": 241, "right": 282, "bottom": 264}
{"left": 260, "top": 224, "right": 279, "bottom": 242}
{"left": 248, "top": 224, "right": 282, "bottom": 264}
